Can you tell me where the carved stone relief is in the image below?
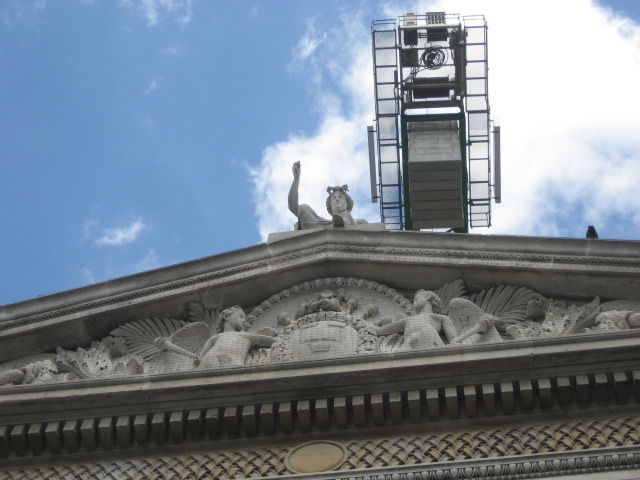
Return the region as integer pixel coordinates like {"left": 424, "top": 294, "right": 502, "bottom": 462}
{"left": 2, "top": 277, "right": 640, "bottom": 387}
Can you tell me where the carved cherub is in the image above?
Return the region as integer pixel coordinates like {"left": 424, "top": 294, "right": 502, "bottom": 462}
{"left": 376, "top": 283, "right": 522, "bottom": 351}
{"left": 376, "top": 290, "right": 460, "bottom": 349}
{"left": 194, "top": 306, "right": 276, "bottom": 368}
{"left": 295, "top": 290, "right": 343, "bottom": 319}
{"left": 153, "top": 306, "right": 276, "bottom": 369}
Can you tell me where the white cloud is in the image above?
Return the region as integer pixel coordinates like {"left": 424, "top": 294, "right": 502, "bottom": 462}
{"left": 131, "top": 249, "right": 161, "bottom": 271}
{"left": 137, "top": 114, "right": 154, "bottom": 131}
{"left": 33, "top": 0, "right": 47, "bottom": 11}
{"left": 287, "top": 19, "right": 329, "bottom": 89}
{"left": 293, "top": 20, "right": 327, "bottom": 61}
{"left": 81, "top": 249, "right": 161, "bottom": 287}
{"left": 123, "top": 0, "right": 193, "bottom": 27}
{"left": 252, "top": 0, "right": 640, "bottom": 240}
{"left": 143, "top": 78, "right": 158, "bottom": 95}
{"left": 82, "top": 219, "right": 99, "bottom": 239}
{"left": 95, "top": 217, "right": 147, "bottom": 246}
{"left": 162, "top": 43, "right": 183, "bottom": 55}
{"left": 81, "top": 267, "right": 97, "bottom": 285}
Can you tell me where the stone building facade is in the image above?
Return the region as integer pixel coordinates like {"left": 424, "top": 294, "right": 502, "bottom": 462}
{"left": 1, "top": 229, "right": 640, "bottom": 479}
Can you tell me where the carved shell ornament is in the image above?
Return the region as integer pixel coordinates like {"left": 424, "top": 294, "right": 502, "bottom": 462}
{"left": 2, "top": 277, "right": 640, "bottom": 387}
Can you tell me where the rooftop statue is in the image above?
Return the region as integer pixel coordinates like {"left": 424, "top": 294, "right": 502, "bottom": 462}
{"left": 288, "top": 161, "right": 369, "bottom": 230}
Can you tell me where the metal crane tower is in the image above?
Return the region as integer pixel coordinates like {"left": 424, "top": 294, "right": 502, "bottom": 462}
{"left": 368, "top": 12, "right": 501, "bottom": 232}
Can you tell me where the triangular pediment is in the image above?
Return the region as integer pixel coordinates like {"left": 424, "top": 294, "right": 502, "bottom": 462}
{"left": 2, "top": 230, "right": 639, "bottom": 366}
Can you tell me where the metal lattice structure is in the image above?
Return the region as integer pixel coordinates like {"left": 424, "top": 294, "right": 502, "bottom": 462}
{"left": 369, "top": 13, "right": 499, "bottom": 232}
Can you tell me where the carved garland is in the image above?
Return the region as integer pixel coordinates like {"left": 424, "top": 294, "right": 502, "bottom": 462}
{"left": 245, "top": 276, "right": 412, "bottom": 325}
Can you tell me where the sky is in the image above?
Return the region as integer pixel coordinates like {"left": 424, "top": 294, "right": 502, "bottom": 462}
{"left": 1, "top": 0, "right": 639, "bottom": 306}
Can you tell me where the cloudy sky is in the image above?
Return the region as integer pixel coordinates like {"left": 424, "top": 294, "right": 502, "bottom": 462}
{"left": 1, "top": 0, "right": 639, "bottom": 305}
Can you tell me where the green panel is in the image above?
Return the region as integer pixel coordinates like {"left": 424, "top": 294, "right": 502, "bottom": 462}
{"left": 401, "top": 112, "right": 468, "bottom": 232}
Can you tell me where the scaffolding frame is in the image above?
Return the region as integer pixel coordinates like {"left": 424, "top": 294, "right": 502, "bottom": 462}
{"left": 370, "top": 13, "right": 494, "bottom": 231}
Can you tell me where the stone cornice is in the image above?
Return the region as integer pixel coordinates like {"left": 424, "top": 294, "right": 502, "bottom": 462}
{"left": 2, "top": 231, "right": 639, "bottom": 336}
{"left": 1, "top": 331, "right": 640, "bottom": 459}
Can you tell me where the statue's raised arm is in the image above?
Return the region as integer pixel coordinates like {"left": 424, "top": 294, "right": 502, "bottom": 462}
{"left": 288, "top": 161, "right": 302, "bottom": 217}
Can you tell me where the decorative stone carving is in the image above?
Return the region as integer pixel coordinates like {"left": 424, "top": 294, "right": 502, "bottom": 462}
{"left": 377, "top": 290, "right": 462, "bottom": 350}
{"left": 110, "top": 317, "right": 195, "bottom": 374}
{"left": 0, "top": 359, "right": 73, "bottom": 386}
{"left": 587, "top": 310, "right": 640, "bottom": 333}
{"left": 508, "top": 296, "right": 640, "bottom": 340}
{"left": 193, "top": 306, "right": 276, "bottom": 368}
{"left": 270, "top": 311, "right": 377, "bottom": 362}
{"left": 0, "top": 338, "right": 141, "bottom": 386}
{"left": 55, "top": 337, "right": 143, "bottom": 379}
{"left": 379, "top": 282, "right": 539, "bottom": 352}
{"left": 3, "top": 277, "right": 640, "bottom": 387}
{"left": 110, "top": 306, "right": 275, "bottom": 374}
{"left": 245, "top": 277, "right": 412, "bottom": 332}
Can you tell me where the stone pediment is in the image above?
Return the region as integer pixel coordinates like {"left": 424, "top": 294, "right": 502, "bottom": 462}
{"left": 1, "top": 229, "right": 640, "bottom": 471}
{"left": 2, "top": 230, "right": 639, "bottom": 366}
{"left": 1, "top": 229, "right": 640, "bottom": 386}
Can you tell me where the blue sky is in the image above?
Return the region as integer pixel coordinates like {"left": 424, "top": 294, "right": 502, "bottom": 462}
{"left": 1, "top": 0, "right": 639, "bottom": 306}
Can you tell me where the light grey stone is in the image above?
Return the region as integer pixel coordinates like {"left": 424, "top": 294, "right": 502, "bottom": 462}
{"left": 204, "top": 408, "right": 220, "bottom": 440}
{"left": 297, "top": 400, "right": 312, "bottom": 433}
{"left": 426, "top": 388, "right": 440, "bottom": 419}
{"left": 352, "top": 395, "right": 366, "bottom": 427}
{"left": 315, "top": 398, "right": 330, "bottom": 430}
{"left": 482, "top": 383, "right": 496, "bottom": 417}
{"left": 44, "top": 422, "right": 62, "bottom": 454}
{"left": 371, "top": 393, "right": 385, "bottom": 426}
{"left": 115, "top": 415, "right": 132, "bottom": 448}
{"left": 333, "top": 397, "right": 348, "bottom": 429}
{"left": 242, "top": 405, "right": 258, "bottom": 437}
{"left": 169, "top": 411, "right": 185, "bottom": 443}
{"left": 97, "top": 417, "right": 114, "bottom": 449}
{"left": 278, "top": 402, "right": 293, "bottom": 434}
{"left": 259, "top": 403, "right": 275, "bottom": 436}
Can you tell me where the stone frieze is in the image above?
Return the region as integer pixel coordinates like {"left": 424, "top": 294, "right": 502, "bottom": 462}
{"left": 2, "top": 277, "right": 640, "bottom": 387}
